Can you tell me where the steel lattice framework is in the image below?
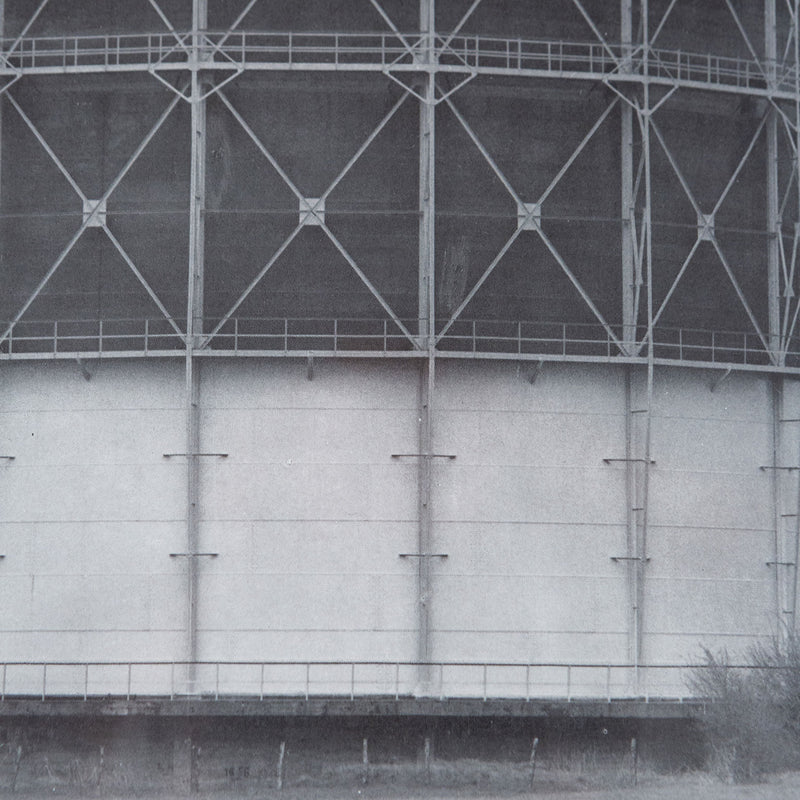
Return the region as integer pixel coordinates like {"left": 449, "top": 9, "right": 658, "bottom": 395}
{"left": 2, "top": 0, "right": 800, "bottom": 696}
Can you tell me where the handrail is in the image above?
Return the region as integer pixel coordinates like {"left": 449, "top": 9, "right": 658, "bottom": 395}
{"left": 0, "top": 30, "right": 795, "bottom": 96}
{"left": 0, "top": 659, "right": 729, "bottom": 703}
{"left": 0, "top": 316, "right": 793, "bottom": 369}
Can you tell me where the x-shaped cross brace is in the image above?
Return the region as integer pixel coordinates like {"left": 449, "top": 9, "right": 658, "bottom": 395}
{"left": 199, "top": 87, "right": 418, "bottom": 350}
{"left": 434, "top": 94, "right": 625, "bottom": 354}
{"left": 0, "top": 89, "right": 186, "bottom": 348}
{"left": 641, "top": 112, "right": 773, "bottom": 360}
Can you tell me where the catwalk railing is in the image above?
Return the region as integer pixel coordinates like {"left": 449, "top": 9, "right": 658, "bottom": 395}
{"left": 1, "top": 31, "right": 795, "bottom": 97}
{"left": 0, "top": 317, "right": 793, "bottom": 369}
{"left": 0, "top": 661, "right": 708, "bottom": 703}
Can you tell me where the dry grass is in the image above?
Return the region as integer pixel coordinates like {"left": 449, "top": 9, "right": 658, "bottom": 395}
{"left": 13, "top": 763, "right": 800, "bottom": 800}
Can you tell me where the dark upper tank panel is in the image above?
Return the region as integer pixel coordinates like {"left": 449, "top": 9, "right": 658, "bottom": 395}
{"left": 208, "top": 1, "right": 418, "bottom": 32}
{"left": 3, "top": 0, "right": 191, "bottom": 36}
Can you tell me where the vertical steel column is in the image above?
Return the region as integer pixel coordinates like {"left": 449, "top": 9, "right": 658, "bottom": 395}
{"left": 766, "top": 0, "right": 781, "bottom": 362}
{"left": 633, "top": 0, "right": 655, "bottom": 684}
{"left": 792, "top": 0, "right": 800, "bottom": 632}
{"left": 620, "top": 0, "right": 636, "bottom": 352}
{"left": 621, "top": 0, "right": 641, "bottom": 673}
{"left": 184, "top": 0, "right": 207, "bottom": 685}
{"left": 0, "top": 1, "right": 4, "bottom": 200}
{"left": 416, "top": 0, "right": 436, "bottom": 690}
{"left": 765, "top": 0, "right": 788, "bottom": 637}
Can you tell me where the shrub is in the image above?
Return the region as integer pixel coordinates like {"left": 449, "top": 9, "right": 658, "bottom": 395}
{"left": 690, "top": 638, "right": 800, "bottom": 783}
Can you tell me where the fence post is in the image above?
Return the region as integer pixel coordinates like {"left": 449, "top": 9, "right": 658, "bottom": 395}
{"left": 277, "top": 741, "right": 286, "bottom": 790}
{"left": 529, "top": 737, "right": 539, "bottom": 789}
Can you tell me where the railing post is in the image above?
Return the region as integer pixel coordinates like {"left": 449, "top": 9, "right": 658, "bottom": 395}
{"left": 483, "top": 664, "right": 488, "bottom": 702}
{"left": 472, "top": 320, "right": 476, "bottom": 352}
{"left": 234, "top": 317, "right": 239, "bottom": 352}
{"left": 566, "top": 665, "right": 571, "bottom": 701}
{"left": 712, "top": 330, "right": 716, "bottom": 362}
{"left": 383, "top": 318, "right": 387, "bottom": 351}
{"left": 127, "top": 663, "right": 132, "bottom": 701}
{"left": 284, "top": 318, "right": 288, "bottom": 351}
{"left": 98, "top": 319, "right": 103, "bottom": 354}
{"left": 334, "top": 318, "right": 338, "bottom": 352}
{"left": 679, "top": 327, "right": 682, "bottom": 360}
{"left": 305, "top": 663, "right": 310, "bottom": 701}
{"left": 260, "top": 663, "right": 265, "bottom": 701}
{"left": 562, "top": 323, "right": 566, "bottom": 356}
{"left": 351, "top": 663, "right": 355, "bottom": 701}
{"left": 606, "top": 665, "right": 611, "bottom": 703}
{"left": 439, "top": 663, "right": 445, "bottom": 701}
{"left": 84, "top": 664, "right": 88, "bottom": 701}
{"left": 518, "top": 321, "right": 522, "bottom": 354}
{"left": 525, "top": 664, "right": 530, "bottom": 702}
{"left": 144, "top": 318, "right": 149, "bottom": 354}
{"left": 170, "top": 662, "right": 175, "bottom": 700}
{"left": 395, "top": 663, "right": 400, "bottom": 701}
{"left": 53, "top": 320, "right": 58, "bottom": 354}
{"left": 215, "top": 663, "right": 220, "bottom": 700}
{"left": 1, "top": 664, "right": 5, "bottom": 701}
{"left": 42, "top": 664, "right": 47, "bottom": 701}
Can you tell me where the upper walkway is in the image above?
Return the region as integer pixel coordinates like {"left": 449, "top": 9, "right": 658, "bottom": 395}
{"left": 1, "top": 31, "right": 797, "bottom": 102}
